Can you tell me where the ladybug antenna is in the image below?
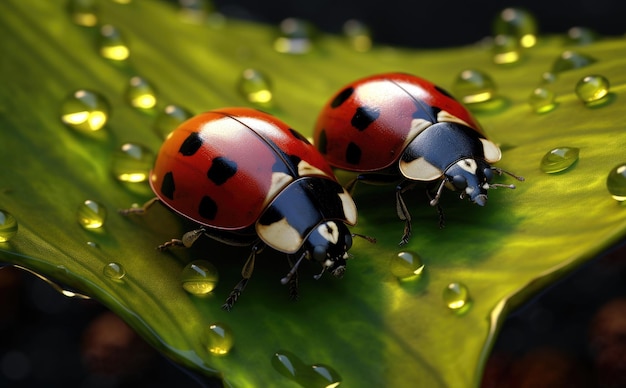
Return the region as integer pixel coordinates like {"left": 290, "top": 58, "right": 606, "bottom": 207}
{"left": 352, "top": 233, "right": 377, "bottom": 244}
{"left": 429, "top": 179, "right": 447, "bottom": 206}
{"left": 491, "top": 166, "right": 525, "bottom": 182}
{"left": 488, "top": 183, "right": 517, "bottom": 190}
{"left": 281, "top": 252, "right": 306, "bottom": 285}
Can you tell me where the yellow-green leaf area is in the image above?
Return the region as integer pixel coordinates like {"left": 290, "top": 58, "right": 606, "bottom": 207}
{"left": 1, "top": 1, "right": 626, "bottom": 387}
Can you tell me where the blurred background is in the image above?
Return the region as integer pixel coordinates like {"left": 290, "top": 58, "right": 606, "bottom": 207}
{"left": 1, "top": 0, "right": 626, "bottom": 387}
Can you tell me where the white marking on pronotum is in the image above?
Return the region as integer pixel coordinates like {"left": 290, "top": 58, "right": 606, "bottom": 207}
{"left": 317, "top": 221, "right": 339, "bottom": 244}
{"left": 456, "top": 159, "right": 478, "bottom": 174}
{"left": 256, "top": 217, "right": 302, "bottom": 253}
{"left": 400, "top": 157, "right": 443, "bottom": 181}
{"left": 338, "top": 190, "right": 357, "bottom": 225}
{"left": 479, "top": 138, "right": 502, "bottom": 163}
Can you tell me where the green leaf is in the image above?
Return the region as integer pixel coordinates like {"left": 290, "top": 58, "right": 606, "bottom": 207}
{"left": 1, "top": 1, "right": 625, "bottom": 387}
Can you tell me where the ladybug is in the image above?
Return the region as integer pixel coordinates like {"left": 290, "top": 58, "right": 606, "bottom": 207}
{"left": 314, "top": 73, "right": 523, "bottom": 245}
{"left": 121, "top": 107, "right": 372, "bottom": 310}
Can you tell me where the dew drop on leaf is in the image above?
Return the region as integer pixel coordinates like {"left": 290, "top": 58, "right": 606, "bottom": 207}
{"left": 61, "top": 89, "right": 110, "bottom": 132}
{"left": 181, "top": 260, "right": 219, "bottom": 295}
{"left": 111, "top": 143, "right": 154, "bottom": 183}
{"left": 540, "top": 71, "right": 557, "bottom": 84}
{"left": 77, "top": 200, "right": 107, "bottom": 230}
{"left": 451, "top": 69, "right": 497, "bottom": 104}
{"left": 204, "top": 322, "right": 233, "bottom": 355}
{"left": 575, "top": 74, "right": 610, "bottom": 103}
{"left": 390, "top": 251, "right": 425, "bottom": 280}
{"left": 67, "top": 0, "right": 99, "bottom": 27}
{"left": 492, "top": 35, "right": 521, "bottom": 65}
{"left": 443, "top": 282, "right": 471, "bottom": 311}
{"left": 103, "top": 262, "right": 126, "bottom": 280}
{"left": 551, "top": 50, "right": 596, "bottom": 74}
{"left": 98, "top": 24, "right": 130, "bottom": 61}
{"left": 238, "top": 69, "right": 273, "bottom": 106}
{"left": 540, "top": 147, "right": 579, "bottom": 173}
{"left": 311, "top": 364, "right": 342, "bottom": 387}
{"left": 343, "top": 19, "right": 372, "bottom": 52}
{"left": 271, "top": 350, "right": 306, "bottom": 380}
{"left": 566, "top": 27, "right": 600, "bottom": 46}
{"left": 274, "top": 18, "right": 315, "bottom": 54}
{"left": 606, "top": 163, "right": 626, "bottom": 202}
{"left": 528, "top": 87, "right": 556, "bottom": 114}
{"left": 492, "top": 7, "right": 538, "bottom": 48}
{"left": 0, "top": 210, "right": 18, "bottom": 242}
{"left": 154, "top": 104, "right": 193, "bottom": 139}
{"left": 178, "top": 0, "right": 213, "bottom": 24}
{"left": 126, "top": 76, "right": 157, "bottom": 110}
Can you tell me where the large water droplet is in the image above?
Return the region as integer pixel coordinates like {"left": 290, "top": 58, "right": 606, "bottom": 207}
{"left": 181, "top": 260, "right": 219, "bottom": 295}
{"left": 274, "top": 18, "right": 315, "bottom": 54}
{"left": 68, "top": 0, "right": 99, "bottom": 27}
{"left": 452, "top": 69, "right": 497, "bottom": 104}
{"left": 103, "top": 262, "right": 126, "bottom": 280}
{"left": 492, "top": 35, "right": 521, "bottom": 65}
{"left": 126, "top": 76, "right": 157, "bottom": 110}
{"left": 98, "top": 24, "right": 130, "bottom": 61}
{"left": 238, "top": 69, "right": 273, "bottom": 106}
{"left": 443, "top": 282, "right": 471, "bottom": 312}
{"left": 154, "top": 104, "right": 193, "bottom": 139}
{"left": 390, "top": 251, "right": 425, "bottom": 280}
{"left": 575, "top": 74, "right": 610, "bottom": 103}
{"left": 528, "top": 87, "right": 556, "bottom": 114}
{"left": 551, "top": 51, "right": 596, "bottom": 74}
{"left": 61, "top": 90, "right": 110, "bottom": 132}
{"left": 606, "top": 163, "right": 626, "bottom": 202}
{"left": 492, "top": 8, "right": 538, "bottom": 48}
{"left": 540, "top": 147, "right": 579, "bottom": 173}
{"left": 343, "top": 19, "right": 372, "bottom": 52}
{"left": 566, "top": 27, "right": 600, "bottom": 46}
{"left": 111, "top": 143, "right": 154, "bottom": 183}
{"left": 0, "top": 210, "right": 18, "bottom": 242}
{"left": 204, "top": 322, "right": 233, "bottom": 355}
{"left": 77, "top": 200, "right": 107, "bottom": 229}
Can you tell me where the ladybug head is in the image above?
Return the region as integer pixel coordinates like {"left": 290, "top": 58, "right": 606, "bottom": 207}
{"left": 307, "top": 221, "right": 353, "bottom": 279}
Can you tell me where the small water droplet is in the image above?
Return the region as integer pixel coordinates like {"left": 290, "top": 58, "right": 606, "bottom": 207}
{"left": 311, "top": 364, "right": 342, "bottom": 387}
{"left": 551, "top": 51, "right": 596, "bottom": 74}
{"left": 204, "top": 322, "right": 233, "bottom": 355}
{"left": 607, "top": 163, "right": 626, "bottom": 202}
{"left": 0, "top": 210, "right": 18, "bottom": 242}
{"left": 86, "top": 241, "right": 98, "bottom": 248}
{"left": 343, "top": 19, "right": 372, "bottom": 52}
{"left": 126, "top": 76, "right": 157, "bottom": 110}
{"left": 443, "top": 282, "right": 471, "bottom": 311}
{"left": 98, "top": 24, "right": 130, "bottom": 61}
{"left": 181, "top": 260, "right": 219, "bottom": 295}
{"left": 566, "top": 27, "right": 600, "bottom": 46}
{"left": 452, "top": 69, "right": 497, "bottom": 104}
{"left": 575, "top": 74, "right": 610, "bottom": 103}
{"left": 61, "top": 90, "right": 110, "bottom": 132}
{"left": 540, "top": 71, "right": 557, "bottom": 84}
{"left": 540, "top": 147, "right": 579, "bottom": 173}
{"left": 111, "top": 143, "right": 154, "bottom": 183}
{"left": 528, "top": 87, "right": 556, "bottom": 113}
{"left": 492, "top": 35, "right": 521, "bottom": 64}
{"left": 238, "top": 69, "right": 273, "bottom": 106}
{"left": 154, "top": 104, "right": 193, "bottom": 139}
{"left": 68, "top": 0, "right": 99, "bottom": 27}
{"left": 77, "top": 200, "right": 107, "bottom": 229}
{"left": 178, "top": 0, "right": 213, "bottom": 24}
{"left": 274, "top": 18, "right": 316, "bottom": 54}
{"left": 492, "top": 8, "right": 538, "bottom": 48}
{"left": 390, "top": 251, "right": 425, "bottom": 280}
{"left": 103, "top": 262, "right": 126, "bottom": 280}
{"left": 272, "top": 350, "right": 307, "bottom": 379}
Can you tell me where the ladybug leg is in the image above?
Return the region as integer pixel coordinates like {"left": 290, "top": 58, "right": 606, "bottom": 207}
{"left": 222, "top": 243, "right": 263, "bottom": 311}
{"left": 118, "top": 197, "right": 160, "bottom": 216}
{"left": 157, "top": 227, "right": 206, "bottom": 251}
{"left": 396, "top": 181, "right": 417, "bottom": 246}
{"left": 426, "top": 181, "right": 446, "bottom": 229}
{"left": 285, "top": 255, "right": 301, "bottom": 301}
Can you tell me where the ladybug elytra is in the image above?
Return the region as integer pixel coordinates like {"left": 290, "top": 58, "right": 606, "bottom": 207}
{"left": 314, "top": 73, "right": 523, "bottom": 245}
{"left": 121, "top": 107, "right": 371, "bottom": 310}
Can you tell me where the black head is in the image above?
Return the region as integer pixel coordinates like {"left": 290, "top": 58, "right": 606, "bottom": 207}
{"left": 444, "top": 158, "right": 495, "bottom": 206}
{"left": 305, "top": 221, "right": 353, "bottom": 279}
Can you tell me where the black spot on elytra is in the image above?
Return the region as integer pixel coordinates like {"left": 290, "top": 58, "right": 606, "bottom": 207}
{"left": 289, "top": 128, "right": 311, "bottom": 144}
{"left": 161, "top": 171, "right": 175, "bottom": 200}
{"left": 330, "top": 87, "right": 354, "bottom": 108}
{"left": 178, "top": 132, "right": 203, "bottom": 156}
{"left": 434, "top": 85, "right": 455, "bottom": 100}
{"left": 207, "top": 156, "right": 237, "bottom": 185}
{"left": 198, "top": 196, "right": 218, "bottom": 220}
{"left": 345, "top": 142, "right": 362, "bottom": 165}
{"left": 351, "top": 106, "right": 380, "bottom": 131}
{"left": 317, "top": 129, "right": 328, "bottom": 154}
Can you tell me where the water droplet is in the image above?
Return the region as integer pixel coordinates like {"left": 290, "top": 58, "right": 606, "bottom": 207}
{"left": 272, "top": 350, "right": 307, "bottom": 379}
{"left": 126, "top": 76, "right": 157, "bottom": 110}
{"left": 61, "top": 90, "right": 110, "bottom": 132}
{"left": 443, "top": 282, "right": 471, "bottom": 311}
{"left": 111, "top": 143, "right": 154, "bottom": 183}
{"left": 98, "top": 25, "right": 130, "bottom": 61}
{"left": 86, "top": 241, "right": 98, "bottom": 248}
{"left": 68, "top": 0, "right": 99, "bottom": 27}
{"left": 492, "top": 35, "right": 521, "bottom": 64}
{"left": 390, "top": 251, "right": 425, "bottom": 280}
{"left": 528, "top": 87, "right": 556, "bottom": 114}
{"left": 178, "top": 0, "right": 214, "bottom": 24}
{"left": 606, "top": 163, "right": 626, "bottom": 202}
{"left": 452, "top": 69, "right": 497, "bottom": 104}
{"left": 204, "top": 322, "right": 233, "bottom": 355}
{"left": 274, "top": 18, "right": 316, "bottom": 54}
{"left": 77, "top": 200, "right": 107, "bottom": 229}
{"left": 540, "top": 147, "right": 579, "bottom": 173}
{"left": 238, "top": 69, "right": 273, "bottom": 106}
{"left": 0, "top": 210, "right": 18, "bottom": 242}
{"left": 492, "top": 8, "right": 538, "bottom": 48}
{"left": 540, "top": 71, "right": 557, "bottom": 84}
{"left": 551, "top": 51, "right": 596, "bottom": 74}
{"left": 343, "top": 19, "right": 372, "bottom": 52}
{"left": 311, "top": 364, "right": 342, "bottom": 387}
{"left": 154, "top": 104, "right": 193, "bottom": 139}
{"left": 566, "top": 27, "right": 600, "bottom": 46}
{"left": 181, "top": 260, "right": 219, "bottom": 295}
{"left": 575, "top": 74, "right": 610, "bottom": 103}
{"left": 103, "top": 262, "right": 126, "bottom": 280}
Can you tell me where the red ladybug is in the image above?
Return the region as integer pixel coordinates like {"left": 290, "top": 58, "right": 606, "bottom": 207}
{"left": 314, "top": 73, "right": 523, "bottom": 245}
{"left": 121, "top": 107, "right": 369, "bottom": 310}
